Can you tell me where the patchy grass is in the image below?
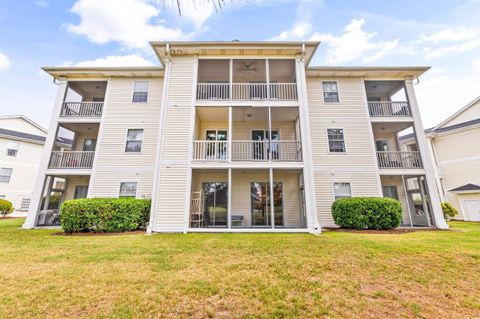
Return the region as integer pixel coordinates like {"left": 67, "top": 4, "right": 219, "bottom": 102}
{"left": 0, "top": 219, "right": 479, "bottom": 318}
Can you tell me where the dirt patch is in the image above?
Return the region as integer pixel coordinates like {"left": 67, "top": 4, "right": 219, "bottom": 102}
{"left": 52, "top": 230, "right": 146, "bottom": 236}
{"left": 323, "top": 227, "right": 448, "bottom": 234}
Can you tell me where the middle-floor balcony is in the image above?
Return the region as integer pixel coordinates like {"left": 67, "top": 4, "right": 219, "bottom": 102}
{"left": 192, "top": 106, "right": 303, "bottom": 164}
{"left": 47, "top": 123, "right": 99, "bottom": 170}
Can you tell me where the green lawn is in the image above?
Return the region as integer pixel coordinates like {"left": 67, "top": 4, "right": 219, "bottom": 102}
{"left": 0, "top": 219, "right": 479, "bottom": 318}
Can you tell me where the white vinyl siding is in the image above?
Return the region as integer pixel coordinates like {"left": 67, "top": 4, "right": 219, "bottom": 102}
{"left": 132, "top": 81, "right": 149, "bottom": 103}
{"left": 119, "top": 182, "right": 137, "bottom": 197}
{"left": 153, "top": 57, "right": 196, "bottom": 231}
{"left": 88, "top": 77, "right": 163, "bottom": 200}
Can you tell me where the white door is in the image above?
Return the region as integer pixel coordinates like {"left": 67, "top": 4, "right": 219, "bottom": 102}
{"left": 463, "top": 200, "right": 480, "bottom": 222}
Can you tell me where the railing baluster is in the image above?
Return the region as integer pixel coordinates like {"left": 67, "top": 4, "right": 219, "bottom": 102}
{"left": 376, "top": 151, "right": 422, "bottom": 169}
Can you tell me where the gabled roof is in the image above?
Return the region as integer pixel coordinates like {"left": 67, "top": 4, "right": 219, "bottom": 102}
{"left": 0, "top": 128, "right": 46, "bottom": 144}
{"left": 150, "top": 41, "right": 320, "bottom": 67}
{"left": 0, "top": 115, "right": 47, "bottom": 134}
{"left": 432, "top": 95, "right": 480, "bottom": 131}
{"left": 449, "top": 183, "right": 480, "bottom": 193}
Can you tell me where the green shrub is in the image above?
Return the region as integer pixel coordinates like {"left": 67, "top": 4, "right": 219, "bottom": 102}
{"left": 332, "top": 197, "right": 403, "bottom": 230}
{"left": 0, "top": 199, "right": 14, "bottom": 217}
{"left": 441, "top": 202, "right": 458, "bottom": 219}
{"left": 60, "top": 198, "right": 151, "bottom": 234}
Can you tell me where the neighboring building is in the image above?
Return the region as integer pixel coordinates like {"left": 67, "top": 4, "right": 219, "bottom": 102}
{"left": 401, "top": 97, "right": 480, "bottom": 221}
{"left": 0, "top": 115, "right": 47, "bottom": 212}
{"left": 23, "top": 41, "right": 448, "bottom": 232}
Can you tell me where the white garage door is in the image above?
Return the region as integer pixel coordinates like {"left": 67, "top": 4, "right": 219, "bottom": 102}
{"left": 463, "top": 200, "right": 480, "bottom": 222}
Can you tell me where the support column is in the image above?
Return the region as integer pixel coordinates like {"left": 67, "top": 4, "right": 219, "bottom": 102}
{"left": 404, "top": 79, "right": 448, "bottom": 229}
{"left": 269, "top": 168, "right": 274, "bottom": 229}
{"left": 268, "top": 106, "right": 272, "bottom": 161}
{"left": 228, "top": 168, "right": 232, "bottom": 229}
{"left": 229, "top": 59, "right": 233, "bottom": 101}
{"left": 228, "top": 106, "right": 232, "bottom": 162}
{"left": 23, "top": 81, "right": 68, "bottom": 229}
{"left": 402, "top": 175, "right": 414, "bottom": 228}
{"left": 266, "top": 59, "right": 270, "bottom": 100}
{"left": 42, "top": 176, "right": 54, "bottom": 211}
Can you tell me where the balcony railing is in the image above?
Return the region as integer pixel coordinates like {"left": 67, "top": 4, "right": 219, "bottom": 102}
{"left": 192, "top": 140, "right": 302, "bottom": 162}
{"left": 368, "top": 101, "right": 411, "bottom": 117}
{"left": 60, "top": 102, "right": 103, "bottom": 118}
{"left": 196, "top": 83, "right": 298, "bottom": 101}
{"left": 376, "top": 151, "right": 422, "bottom": 169}
{"left": 49, "top": 151, "right": 95, "bottom": 169}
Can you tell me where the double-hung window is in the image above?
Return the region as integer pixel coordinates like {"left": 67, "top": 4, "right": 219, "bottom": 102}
{"left": 125, "top": 129, "right": 144, "bottom": 152}
{"left": 132, "top": 81, "right": 149, "bottom": 103}
{"left": 6, "top": 142, "right": 19, "bottom": 157}
{"left": 322, "top": 81, "right": 339, "bottom": 103}
{"left": 327, "top": 129, "right": 346, "bottom": 153}
{"left": 0, "top": 168, "right": 13, "bottom": 183}
{"left": 333, "top": 182, "right": 352, "bottom": 201}
{"left": 119, "top": 182, "right": 137, "bottom": 197}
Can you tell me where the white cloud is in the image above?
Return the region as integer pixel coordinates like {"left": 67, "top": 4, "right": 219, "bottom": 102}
{"left": 35, "top": 0, "right": 48, "bottom": 7}
{"left": 420, "top": 26, "right": 480, "bottom": 59}
{"left": 473, "top": 58, "right": 480, "bottom": 73}
{"left": 0, "top": 52, "right": 10, "bottom": 72}
{"left": 270, "top": 22, "right": 312, "bottom": 41}
{"left": 66, "top": 0, "right": 189, "bottom": 49}
{"left": 60, "top": 55, "right": 154, "bottom": 67}
{"left": 416, "top": 68, "right": 480, "bottom": 127}
{"left": 309, "top": 19, "right": 400, "bottom": 64}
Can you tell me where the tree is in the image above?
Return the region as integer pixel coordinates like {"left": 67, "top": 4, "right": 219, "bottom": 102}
{"left": 0, "top": 199, "right": 14, "bottom": 217}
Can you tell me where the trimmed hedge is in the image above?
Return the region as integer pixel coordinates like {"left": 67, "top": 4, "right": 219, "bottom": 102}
{"left": 332, "top": 197, "right": 402, "bottom": 230}
{"left": 60, "top": 198, "right": 151, "bottom": 234}
{"left": 441, "top": 202, "right": 458, "bottom": 219}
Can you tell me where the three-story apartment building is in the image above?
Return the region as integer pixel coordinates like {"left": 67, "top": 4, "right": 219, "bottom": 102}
{"left": 23, "top": 41, "right": 448, "bottom": 232}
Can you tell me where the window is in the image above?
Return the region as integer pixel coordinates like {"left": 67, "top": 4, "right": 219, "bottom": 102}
{"left": 375, "top": 140, "right": 389, "bottom": 152}
{"left": 322, "top": 81, "right": 339, "bottom": 103}
{"left": 327, "top": 129, "right": 346, "bottom": 153}
{"left": 119, "top": 182, "right": 137, "bottom": 197}
{"left": 6, "top": 142, "right": 19, "bottom": 157}
{"left": 0, "top": 168, "right": 13, "bottom": 183}
{"left": 20, "top": 198, "right": 31, "bottom": 210}
{"left": 333, "top": 182, "right": 351, "bottom": 200}
{"left": 382, "top": 186, "right": 399, "bottom": 200}
{"left": 82, "top": 139, "right": 97, "bottom": 152}
{"left": 132, "top": 81, "right": 149, "bottom": 103}
{"left": 74, "top": 186, "right": 88, "bottom": 199}
{"left": 206, "top": 130, "right": 228, "bottom": 160}
{"left": 125, "top": 129, "right": 144, "bottom": 152}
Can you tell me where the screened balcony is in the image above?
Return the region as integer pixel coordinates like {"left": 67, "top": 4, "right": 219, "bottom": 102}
{"left": 192, "top": 106, "right": 302, "bottom": 162}
{"left": 196, "top": 59, "right": 298, "bottom": 101}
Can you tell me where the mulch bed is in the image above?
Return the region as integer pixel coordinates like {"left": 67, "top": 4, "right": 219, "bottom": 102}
{"left": 52, "top": 230, "right": 146, "bottom": 236}
{"left": 323, "top": 227, "right": 448, "bottom": 234}
{"left": 0, "top": 216, "right": 23, "bottom": 219}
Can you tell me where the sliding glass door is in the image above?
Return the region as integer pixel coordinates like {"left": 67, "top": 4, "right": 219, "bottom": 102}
{"left": 251, "top": 130, "right": 279, "bottom": 160}
{"left": 203, "top": 182, "right": 228, "bottom": 227}
{"left": 250, "top": 182, "right": 283, "bottom": 226}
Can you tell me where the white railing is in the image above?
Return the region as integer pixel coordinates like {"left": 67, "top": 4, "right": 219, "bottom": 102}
{"left": 192, "top": 141, "right": 228, "bottom": 161}
{"left": 49, "top": 151, "right": 95, "bottom": 169}
{"left": 196, "top": 83, "right": 298, "bottom": 101}
{"left": 368, "top": 101, "right": 411, "bottom": 117}
{"left": 232, "top": 140, "right": 269, "bottom": 161}
{"left": 196, "top": 83, "right": 230, "bottom": 100}
{"left": 60, "top": 102, "right": 103, "bottom": 118}
{"left": 272, "top": 141, "right": 302, "bottom": 161}
{"left": 376, "top": 151, "right": 422, "bottom": 169}
{"left": 270, "top": 83, "right": 298, "bottom": 100}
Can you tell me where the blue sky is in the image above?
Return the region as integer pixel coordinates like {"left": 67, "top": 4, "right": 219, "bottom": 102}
{"left": 1, "top": 0, "right": 479, "bottom": 128}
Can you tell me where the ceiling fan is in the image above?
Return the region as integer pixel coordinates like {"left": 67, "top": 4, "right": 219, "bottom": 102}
{"left": 238, "top": 61, "right": 258, "bottom": 74}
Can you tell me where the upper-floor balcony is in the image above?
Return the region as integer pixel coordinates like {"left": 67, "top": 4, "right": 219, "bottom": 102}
{"left": 59, "top": 81, "right": 106, "bottom": 120}
{"left": 365, "top": 81, "right": 412, "bottom": 119}
{"left": 196, "top": 59, "right": 298, "bottom": 103}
